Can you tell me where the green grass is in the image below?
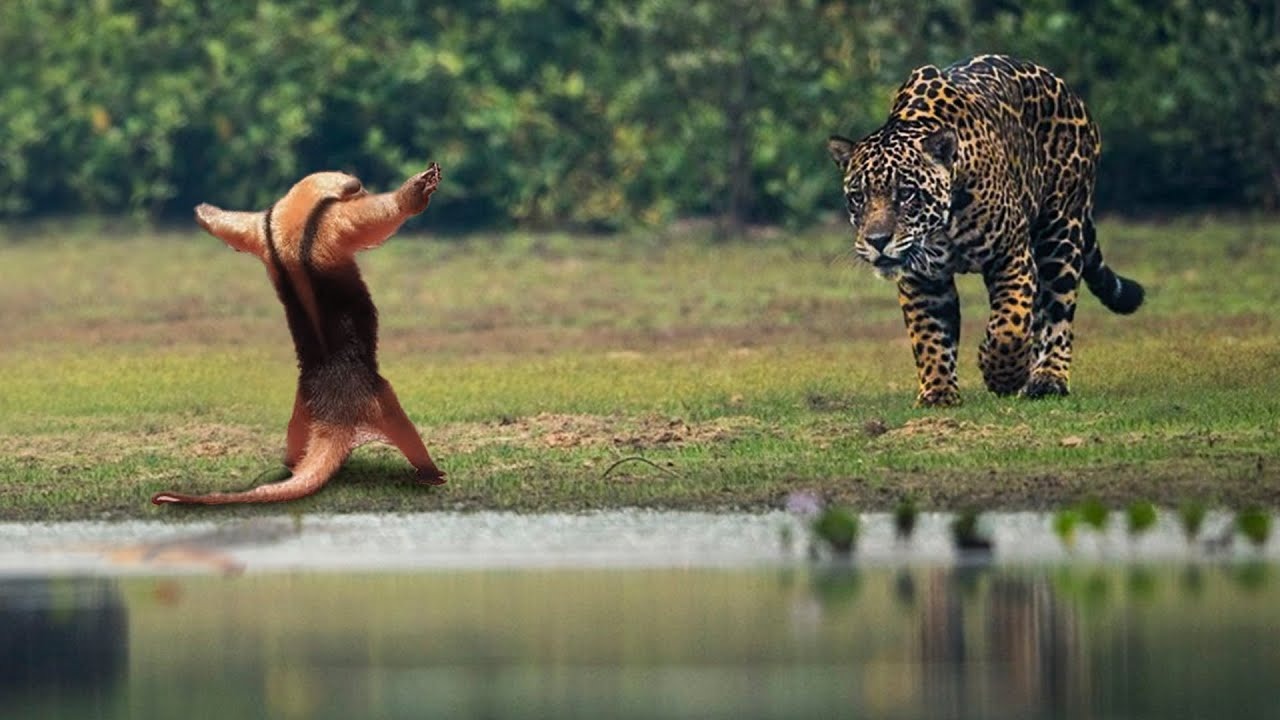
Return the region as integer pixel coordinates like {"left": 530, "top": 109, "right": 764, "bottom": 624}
{"left": 1, "top": 217, "right": 1278, "bottom": 520}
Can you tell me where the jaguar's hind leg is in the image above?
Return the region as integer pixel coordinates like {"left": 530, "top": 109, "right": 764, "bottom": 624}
{"left": 1025, "top": 215, "right": 1084, "bottom": 398}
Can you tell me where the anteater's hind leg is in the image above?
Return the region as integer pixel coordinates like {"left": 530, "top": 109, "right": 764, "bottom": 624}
{"left": 374, "top": 382, "right": 446, "bottom": 485}
{"left": 283, "top": 387, "right": 311, "bottom": 470}
{"left": 1026, "top": 212, "right": 1084, "bottom": 398}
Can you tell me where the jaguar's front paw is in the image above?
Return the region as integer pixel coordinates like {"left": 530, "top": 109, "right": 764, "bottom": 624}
{"left": 981, "top": 365, "right": 1031, "bottom": 396}
{"left": 915, "top": 387, "right": 962, "bottom": 408}
{"left": 1021, "top": 373, "right": 1069, "bottom": 399}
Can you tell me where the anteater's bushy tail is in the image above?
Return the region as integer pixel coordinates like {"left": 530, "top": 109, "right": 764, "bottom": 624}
{"left": 151, "top": 425, "right": 352, "bottom": 505}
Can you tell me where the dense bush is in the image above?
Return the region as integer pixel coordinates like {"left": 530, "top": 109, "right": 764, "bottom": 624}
{"left": 1, "top": 1, "right": 1276, "bottom": 228}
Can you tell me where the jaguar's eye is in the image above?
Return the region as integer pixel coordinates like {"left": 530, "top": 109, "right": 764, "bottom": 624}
{"left": 846, "top": 188, "right": 865, "bottom": 209}
{"left": 895, "top": 186, "right": 918, "bottom": 205}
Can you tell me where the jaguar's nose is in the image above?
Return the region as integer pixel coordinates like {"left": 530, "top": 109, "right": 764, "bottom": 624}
{"left": 865, "top": 232, "right": 892, "bottom": 253}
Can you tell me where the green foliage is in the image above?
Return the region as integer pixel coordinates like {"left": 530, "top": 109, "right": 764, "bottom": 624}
{"left": 1, "top": 1, "right": 1275, "bottom": 226}
{"left": 1079, "top": 498, "right": 1110, "bottom": 532}
{"left": 1179, "top": 500, "right": 1207, "bottom": 543}
{"left": 812, "top": 507, "right": 860, "bottom": 556}
{"left": 893, "top": 496, "right": 920, "bottom": 541}
{"left": 1237, "top": 508, "right": 1273, "bottom": 550}
{"left": 950, "top": 509, "right": 992, "bottom": 552}
{"left": 1053, "top": 508, "right": 1080, "bottom": 550}
{"left": 1126, "top": 501, "right": 1157, "bottom": 538}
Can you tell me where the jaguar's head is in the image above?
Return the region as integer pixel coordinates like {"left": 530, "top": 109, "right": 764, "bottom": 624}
{"left": 827, "top": 124, "right": 957, "bottom": 280}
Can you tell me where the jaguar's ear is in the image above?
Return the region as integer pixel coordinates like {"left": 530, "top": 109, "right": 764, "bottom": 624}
{"left": 827, "top": 135, "right": 856, "bottom": 169}
{"left": 922, "top": 128, "right": 958, "bottom": 169}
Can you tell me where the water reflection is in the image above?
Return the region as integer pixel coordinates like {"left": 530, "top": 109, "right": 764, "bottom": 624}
{"left": 0, "top": 578, "right": 127, "bottom": 716}
{"left": 1, "top": 564, "right": 1277, "bottom": 719}
{"left": 917, "top": 568, "right": 1084, "bottom": 718}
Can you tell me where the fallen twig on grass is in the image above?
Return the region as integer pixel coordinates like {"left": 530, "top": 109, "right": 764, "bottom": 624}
{"left": 601, "top": 455, "right": 682, "bottom": 480}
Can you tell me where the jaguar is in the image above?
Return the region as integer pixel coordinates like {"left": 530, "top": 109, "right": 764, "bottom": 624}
{"left": 828, "top": 55, "right": 1144, "bottom": 406}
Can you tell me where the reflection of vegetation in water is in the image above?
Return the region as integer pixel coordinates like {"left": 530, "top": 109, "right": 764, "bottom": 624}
{"left": 1080, "top": 498, "right": 1110, "bottom": 534}
{"left": 1179, "top": 500, "right": 1208, "bottom": 545}
{"left": 1054, "top": 508, "right": 1081, "bottom": 551}
{"left": 950, "top": 509, "right": 993, "bottom": 553}
{"left": 1232, "top": 562, "right": 1271, "bottom": 593}
{"left": 1236, "top": 508, "right": 1273, "bottom": 550}
{"left": 0, "top": 578, "right": 127, "bottom": 715}
{"left": 1083, "top": 569, "right": 1112, "bottom": 608}
{"left": 810, "top": 507, "right": 859, "bottom": 557}
{"left": 7, "top": 566, "right": 1277, "bottom": 719}
{"left": 1127, "top": 566, "right": 1159, "bottom": 603}
{"left": 894, "top": 570, "right": 918, "bottom": 609}
{"left": 810, "top": 567, "right": 862, "bottom": 610}
{"left": 1126, "top": 501, "right": 1157, "bottom": 541}
{"left": 1180, "top": 565, "right": 1206, "bottom": 598}
{"left": 894, "top": 496, "right": 919, "bottom": 543}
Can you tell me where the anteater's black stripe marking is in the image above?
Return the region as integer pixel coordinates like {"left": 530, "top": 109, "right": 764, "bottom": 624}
{"left": 263, "top": 201, "right": 302, "bottom": 323}
{"left": 300, "top": 198, "right": 338, "bottom": 270}
{"left": 264, "top": 202, "right": 325, "bottom": 366}
{"left": 263, "top": 203, "right": 281, "bottom": 269}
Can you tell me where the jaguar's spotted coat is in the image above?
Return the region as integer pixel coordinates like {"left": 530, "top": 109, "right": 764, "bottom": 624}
{"left": 828, "top": 55, "right": 1144, "bottom": 407}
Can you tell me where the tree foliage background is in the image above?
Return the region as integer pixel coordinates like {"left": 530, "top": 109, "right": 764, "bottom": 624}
{"left": 1, "top": 0, "right": 1276, "bottom": 228}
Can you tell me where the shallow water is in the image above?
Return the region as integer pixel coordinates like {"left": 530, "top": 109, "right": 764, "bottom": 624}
{"left": 1, "top": 511, "right": 1277, "bottom": 718}
{"left": 4, "top": 564, "right": 1279, "bottom": 719}
{"left": 0, "top": 510, "right": 1273, "bottom": 573}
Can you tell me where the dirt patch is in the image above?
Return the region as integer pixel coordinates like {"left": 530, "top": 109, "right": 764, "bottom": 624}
{"left": 1, "top": 422, "right": 266, "bottom": 467}
{"left": 432, "top": 413, "right": 765, "bottom": 453}
{"left": 875, "top": 417, "right": 1036, "bottom": 448}
{"left": 3, "top": 414, "right": 764, "bottom": 469}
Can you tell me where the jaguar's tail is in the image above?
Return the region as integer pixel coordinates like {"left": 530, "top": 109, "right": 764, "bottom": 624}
{"left": 1081, "top": 219, "right": 1144, "bottom": 314}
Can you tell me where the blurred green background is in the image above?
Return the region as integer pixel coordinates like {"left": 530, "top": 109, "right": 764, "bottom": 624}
{"left": 2, "top": 0, "right": 1275, "bottom": 229}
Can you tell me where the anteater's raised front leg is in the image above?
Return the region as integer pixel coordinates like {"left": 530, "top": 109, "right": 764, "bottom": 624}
{"left": 337, "top": 164, "right": 443, "bottom": 252}
{"left": 979, "top": 249, "right": 1036, "bottom": 395}
{"left": 898, "top": 275, "right": 962, "bottom": 407}
{"left": 194, "top": 204, "right": 266, "bottom": 258}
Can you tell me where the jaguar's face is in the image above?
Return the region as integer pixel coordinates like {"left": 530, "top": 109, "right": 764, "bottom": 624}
{"left": 828, "top": 127, "right": 957, "bottom": 280}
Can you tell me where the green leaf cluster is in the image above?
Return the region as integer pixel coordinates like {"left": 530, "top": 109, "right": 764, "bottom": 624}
{"left": 1, "top": 1, "right": 1276, "bottom": 226}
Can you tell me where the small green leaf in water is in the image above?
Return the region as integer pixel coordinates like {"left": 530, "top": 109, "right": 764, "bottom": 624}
{"left": 1054, "top": 508, "right": 1080, "bottom": 549}
{"left": 1237, "top": 507, "right": 1272, "bottom": 549}
{"left": 812, "top": 507, "right": 860, "bottom": 556}
{"left": 950, "top": 509, "right": 992, "bottom": 552}
{"left": 1079, "top": 498, "right": 1109, "bottom": 532}
{"left": 1178, "top": 500, "right": 1207, "bottom": 543}
{"left": 893, "top": 496, "right": 919, "bottom": 542}
{"left": 1126, "top": 501, "right": 1157, "bottom": 538}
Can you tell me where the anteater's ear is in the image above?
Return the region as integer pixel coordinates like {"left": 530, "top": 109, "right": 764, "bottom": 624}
{"left": 922, "top": 128, "right": 958, "bottom": 168}
{"left": 340, "top": 178, "right": 364, "bottom": 197}
{"left": 827, "top": 135, "right": 856, "bottom": 169}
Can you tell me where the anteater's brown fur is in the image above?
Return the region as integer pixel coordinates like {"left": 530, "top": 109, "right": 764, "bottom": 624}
{"left": 151, "top": 165, "right": 446, "bottom": 505}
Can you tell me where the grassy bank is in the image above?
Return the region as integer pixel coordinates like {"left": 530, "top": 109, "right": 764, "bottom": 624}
{"left": 1, "top": 219, "right": 1278, "bottom": 520}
